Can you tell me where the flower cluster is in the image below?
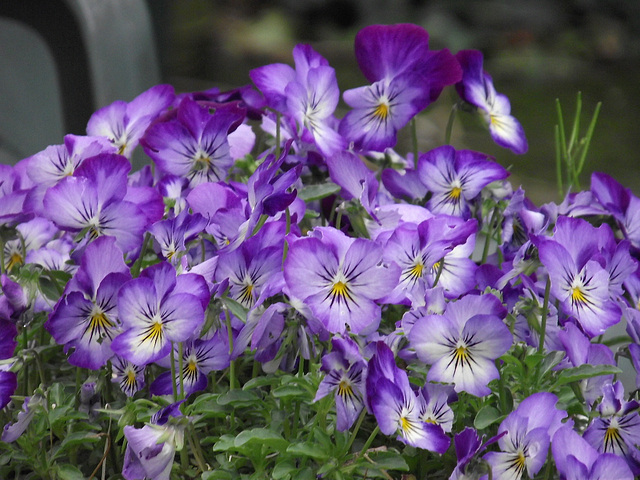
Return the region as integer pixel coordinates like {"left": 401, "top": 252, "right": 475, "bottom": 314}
{"left": 1, "top": 22, "right": 639, "bottom": 480}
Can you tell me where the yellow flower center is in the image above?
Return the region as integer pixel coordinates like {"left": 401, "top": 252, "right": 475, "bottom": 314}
{"left": 338, "top": 379, "right": 353, "bottom": 398}
{"left": 331, "top": 281, "right": 348, "bottom": 298}
{"left": 141, "top": 321, "right": 164, "bottom": 346}
{"left": 238, "top": 283, "right": 254, "bottom": 306}
{"left": 571, "top": 286, "right": 587, "bottom": 306}
{"left": 448, "top": 186, "right": 462, "bottom": 201}
{"left": 373, "top": 102, "right": 389, "bottom": 119}
{"left": 408, "top": 263, "right": 424, "bottom": 280}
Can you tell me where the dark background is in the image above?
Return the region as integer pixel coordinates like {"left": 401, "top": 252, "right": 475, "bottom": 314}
{"left": 3, "top": 0, "right": 640, "bottom": 205}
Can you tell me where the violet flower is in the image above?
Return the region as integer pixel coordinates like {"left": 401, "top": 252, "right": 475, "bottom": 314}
{"left": 46, "top": 236, "right": 131, "bottom": 370}
{"left": 111, "top": 262, "right": 208, "bottom": 365}
{"left": 1, "top": 395, "right": 43, "bottom": 442}
{"left": 552, "top": 424, "right": 634, "bottom": 480}
{"left": 314, "top": 335, "right": 367, "bottom": 431}
{"left": 483, "top": 392, "right": 567, "bottom": 480}
{"left": 284, "top": 226, "right": 400, "bottom": 335}
{"left": 455, "top": 50, "right": 528, "bottom": 154}
{"left": 339, "top": 23, "right": 461, "bottom": 151}
{"left": 141, "top": 97, "right": 239, "bottom": 186}
{"left": 122, "top": 402, "right": 185, "bottom": 480}
{"left": 533, "top": 216, "right": 626, "bottom": 337}
{"left": 111, "top": 356, "right": 145, "bottom": 397}
{"left": 366, "top": 342, "right": 450, "bottom": 453}
{"left": 582, "top": 382, "right": 640, "bottom": 475}
{"left": 87, "top": 84, "right": 175, "bottom": 158}
{"left": 409, "top": 293, "right": 511, "bottom": 396}
{"left": 42, "top": 153, "right": 149, "bottom": 254}
{"left": 418, "top": 145, "right": 509, "bottom": 218}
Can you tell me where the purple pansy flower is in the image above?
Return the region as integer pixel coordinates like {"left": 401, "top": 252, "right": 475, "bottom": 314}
{"left": 251, "top": 44, "right": 344, "bottom": 156}
{"left": 418, "top": 145, "right": 509, "bottom": 218}
{"left": 553, "top": 424, "right": 634, "bottom": 480}
{"left": 339, "top": 24, "right": 461, "bottom": 151}
{"left": 46, "top": 236, "right": 131, "bottom": 370}
{"left": 484, "top": 392, "right": 567, "bottom": 480}
{"left": 87, "top": 84, "right": 175, "bottom": 158}
{"left": 455, "top": 50, "right": 528, "bottom": 154}
{"left": 141, "top": 98, "right": 239, "bottom": 186}
{"left": 42, "top": 153, "right": 149, "bottom": 253}
{"left": 151, "top": 333, "right": 230, "bottom": 396}
{"left": 314, "top": 335, "right": 367, "bottom": 431}
{"left": 409, "top": 293, "right": 511, "bottom": 396}
{"left": 122, "top": 402, "right": 185, "bottom": 480}
{"left": 111, "top": 356, "right": 145, "bottom": 397}
{"left": 583, "top": 382, "right": 640, "bottom": 475}
{"left": 1, "top": 395, "right": 44, "bottom": 442}
{"left": 284, "top": 226, "right": 400, "bottom": 335}
{"left": 366, "top": 342, "right": 450, "bottom": 453}
{"left": 534, "top": 216, "right": 625, "bottom": 337}
{"left": 111, "top": 262, "right": 208, "bottom": 365}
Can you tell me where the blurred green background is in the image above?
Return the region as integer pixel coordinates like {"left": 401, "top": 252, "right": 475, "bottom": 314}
{"left": 150, "top": 0, "right": 640, "bottom": 204}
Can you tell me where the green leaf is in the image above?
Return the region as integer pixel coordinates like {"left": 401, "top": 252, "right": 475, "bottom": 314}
{"left": 212, "top": 434, "right": 236, "bottom": 452}
{"left": 55, "top": 464, "right": 85, "bottom": 480}
{"left": 539, "top": 350, "right": 566, "bottom": 377}
{"left": 365, "top": 450, "right": 410, "bottom": 471}
{"left": 298, "top": 182, "right": 341, "bottom": 202}
{"left": 474, "top": 405, "right": 503, "bottom": 430}
{"left": 272, "top": 460, "right": 297, "bottom": 479}
{"left": 234, "top": 428, "right": 289, "bottom": 452}
{"left": 202, "top": 471, "right": 234, "bottom": 480}
{"left": 220, "top": 296, "right": 249, "bottom": 323}
{"left": 554, "top": 364, "right": 622, "bottom": 387}
{"left": 271, "top": 384, "right": 308, "bottom": 399}
{"left": 523, "top": 353, "right": 544, "bottom": 370}
{"left": 52, "top": 431, "right": 102, "bottom": 460}
{"left": 217, "top": 389, "right": 259, "bottom": 406}
{"left": 286, "top": 441, "right": 330, "bottom": 461}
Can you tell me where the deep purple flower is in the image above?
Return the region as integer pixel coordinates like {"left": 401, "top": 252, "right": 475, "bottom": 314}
{"left": 42, "top": 153, "right": 149, "bottom": 253}
{"left": 26, "top": 134, "right": 116, "bottom": 187}
{"left": 583, "top": 382, "right": 640, "bottom": 475}
{"left": 111, "top": 356, "right": 145, "bottom": 397}
{"left": 1, "top": 395, "right": 43, "bottom": 442}
{"left": 339, "top": 24, "right": 461, "bottom": 151}
{"left": 251, "top": 44, "right": 344, "bottom": 156}
{"left": 142, "top": 98, "right": 239, "bottom": 186}
{"left": 46, "top": 236, "right": 131, "bottom": 369}
{"left": 151, "top": 333, "right": 230, "bottom": 396}
{"left": 484, "top": 392, "right": 567, "bottom": 480}
{"left": 148, "top": 210, "right": 208, "bottom": 265}
{"left": 552, "top": 424, "right": 634, "bottom": 480}
{"left": 284, "top": 227, "right": 400, "bottom": 335}
{"left": 314, "top": 335, "right": 367, "bottom": 431}
{"left": 366, "top": 342, "right": 450, "bottom": 453}
{"left": 111, "top": 262, "right": 208, "bottom": 365}
{"left": 409, "top": 293, "right": 511, "bottom": 396}
{"left": 534, "top": 216, "right": 626, "bottom": 337}
{"left": 455, "top": 50, "right": 528, "bottom": 154}
{"left": 418, "top": 145, "right": 509, "bottom": 218}
{"left": 87, "top": 84, "right": 175, "bottom": 158}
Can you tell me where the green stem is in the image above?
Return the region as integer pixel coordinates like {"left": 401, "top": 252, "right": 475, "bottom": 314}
{"left": 344, "top": 409, "right": 367, "bottom": 455}
{"left": 170, "top": 343, "right": 178, "bottom": 402}
{"left": 188, "top": 425, "right": 208, "bottom": 473}
{"left": 224, "top": 309, "right": 236, "bottom": 390}
{"left": 22, "top": 325, "right": 29, "bottom": 396}
{"left": 178, "top": 342, "right": 185, "bottom": 400}
{"left": 130, "top": 233, "right": 151, "bottom": 278}
{"left": 444, "top": 104, "right": 458, "bottom": 146}
{"left": 481, "top": 207, "right": 500, "bottom": 264}
{"left": 538, "top": 276, "right": 552, "bottom": 354}
{"left": 358, "top": 425, "right": 380, "bottom": 458}
{"left": 554, "top": 125, "right": 563, "bottom": 198}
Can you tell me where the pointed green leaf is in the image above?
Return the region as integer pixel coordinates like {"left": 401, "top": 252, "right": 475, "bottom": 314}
{"left": 298, "top": 182, "right": 341, "bottom": 202}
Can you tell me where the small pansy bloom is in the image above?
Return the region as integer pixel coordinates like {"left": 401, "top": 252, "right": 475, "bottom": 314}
{"left": 409, "top": 293, "right": 511, "bottom": 396}
{"left": 418, "top": 145, "right": 509, "bottom": 218}
{"left": 111, "top": 356, "right": 145, "bottom": 397}
{"left": 284, "top": 226, "right": 400, "bottom": 335}
{"left": 111, "top": 262, "right": 208, "bottom": 365}
{"left": 455, "top": 49, "right": 528, "bottom": 154}
{"left": 366, "top": 342, "right": 450, "bottom": 453}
